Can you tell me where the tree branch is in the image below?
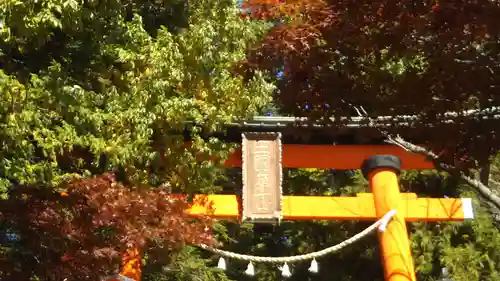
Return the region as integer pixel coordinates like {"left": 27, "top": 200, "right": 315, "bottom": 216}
{"left": 348, "top": 104, "right": 500, "bottom": 215}
{"left": 384, "top": 135, "right": 500, "bottom": 210}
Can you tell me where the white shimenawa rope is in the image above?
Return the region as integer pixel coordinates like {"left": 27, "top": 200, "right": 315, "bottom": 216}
{"left": 199, "top": 209, "right": 397, "bottom": 264}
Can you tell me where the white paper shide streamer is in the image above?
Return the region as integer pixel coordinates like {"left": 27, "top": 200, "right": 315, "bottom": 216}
{"left": 217, "top": 257, "right": 226, "bottom": 270}
{"left": 280, "top": 263, "right": 292, "bottom": 278}
{"left": 245, "top": 262, "right": 255, "bottom": 276}
{"left": 308, "top": 259, "right": 318, "bottom": 273}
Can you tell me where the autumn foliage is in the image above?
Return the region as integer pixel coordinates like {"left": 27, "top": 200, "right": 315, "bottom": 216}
{"left": 240, "top": 0, "right": 500, "bottom": 168}
{"left": 0, "top": 174, "right": 214, "bottom": 281}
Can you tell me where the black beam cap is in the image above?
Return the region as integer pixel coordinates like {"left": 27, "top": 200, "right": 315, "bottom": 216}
{"left": 361, "top": 155, "right": 401, "bottom": 179}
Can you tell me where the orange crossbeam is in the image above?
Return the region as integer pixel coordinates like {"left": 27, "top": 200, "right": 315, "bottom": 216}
{"left": 221, "top": 144, "right": 434, "bottom": 170}
{"left": 186, "top": 194, "right": 474, "bottom": 221}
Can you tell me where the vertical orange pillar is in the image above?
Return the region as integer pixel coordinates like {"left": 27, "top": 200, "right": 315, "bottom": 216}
{"left": 361, "top": 155, "right": 416, "bottom": 281}
{"left": 107, "top": 248, "right": 142, "bottom": 281}
{"left": 120, "top": 248, "right": 142, "bottom": 281}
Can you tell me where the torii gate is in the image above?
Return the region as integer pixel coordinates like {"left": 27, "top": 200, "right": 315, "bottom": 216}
{"left": 108, "top": 122, "right": 474, "bottom": 281}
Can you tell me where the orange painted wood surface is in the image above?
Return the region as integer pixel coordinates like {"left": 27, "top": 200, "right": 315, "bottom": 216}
{"left": 221, "top": 144, "right": 434, "bottom": 170}
{"left": 186, "top": 194, "right": 473, "bottom": 221}
{"left": 122, "top": 248, "right": 142, "bottom": 281}
{"left": 368, "top": 168, "right": 416, "bottom": 281}
{"left": 106, "top": 248, "right": 142, "bottom": 281}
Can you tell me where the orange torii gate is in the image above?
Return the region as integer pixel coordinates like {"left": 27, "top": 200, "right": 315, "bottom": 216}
{"left": 108, "top": 126, "right": 474, "bottom": 281}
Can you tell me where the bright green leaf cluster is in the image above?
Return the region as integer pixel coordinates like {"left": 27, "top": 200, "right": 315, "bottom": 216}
{"left": 0, "top": 0, "right": 274, "bottom": 194}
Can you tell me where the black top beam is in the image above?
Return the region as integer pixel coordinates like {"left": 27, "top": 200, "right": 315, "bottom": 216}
{"left": 183, "top": 108, "right": 500, "bottom": 145}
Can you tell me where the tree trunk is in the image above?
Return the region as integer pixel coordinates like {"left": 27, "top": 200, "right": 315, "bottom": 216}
{"left": 480, "top": 164, "right": 490, "bottom": 186}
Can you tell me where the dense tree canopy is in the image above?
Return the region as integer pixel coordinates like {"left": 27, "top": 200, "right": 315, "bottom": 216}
{"left": 0, "top": 0, "right": 273, "bottom": 279}
{"left": 241, "top": 0, "right": 500, "bottom": 168}
{"left": 1, "top": 1, "right": 500, "bottom": 281}
{"left": 0, "top": 0, "right": 274, "bottom": 191}
{"left": 0, "top": 174, "right": 215, "bottom": 280}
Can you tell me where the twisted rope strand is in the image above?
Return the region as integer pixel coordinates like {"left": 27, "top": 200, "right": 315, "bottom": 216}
{"left": 199, "top": 209, "right": 397, "bottom": 263}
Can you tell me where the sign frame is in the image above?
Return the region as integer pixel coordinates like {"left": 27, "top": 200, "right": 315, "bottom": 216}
{"left": 241, "top": 132, "right": 283, "bottom": 224}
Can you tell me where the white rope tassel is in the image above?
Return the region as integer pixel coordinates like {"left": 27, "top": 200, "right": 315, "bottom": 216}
{"left": 217, "top": 257, "right": 226, "bottom": 270}
{"left": 245, "top": 262, "right": 255, "bottom": 276}
{"left": 378, "top": 209, "right": 397, "bottom": 233}
{"left": 308, "top": 259, "right": 319, "bottom": 273}
{"left": 280, "top": 263, "right": 292, "bottom": 278}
